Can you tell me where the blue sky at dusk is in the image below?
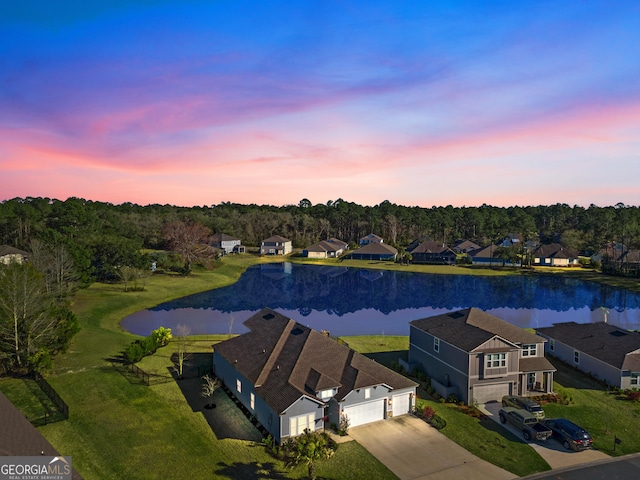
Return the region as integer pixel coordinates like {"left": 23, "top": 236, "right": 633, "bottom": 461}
{"left": 1, "top": 1, "right": 639, "bottom": 207}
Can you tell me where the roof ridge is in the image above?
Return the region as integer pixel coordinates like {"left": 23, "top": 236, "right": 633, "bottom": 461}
{"left": 255, "top": 318, "right": 297, "bottom": 386}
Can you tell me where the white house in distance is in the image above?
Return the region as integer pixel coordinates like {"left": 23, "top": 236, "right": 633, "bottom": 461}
{"left": 260, "top": 235, "right": 292, "bottom": 255}
{"left": 359, "top": 233, "right": 383, "bottom": 245}
{"left": 211, "top": 233, "right": 245, "bottom": 254}
{"left": 0, "top": 245, "right": 29, "bottom": 264}
{"left": 302, "top": 238, "right": 348, "bottom": 259}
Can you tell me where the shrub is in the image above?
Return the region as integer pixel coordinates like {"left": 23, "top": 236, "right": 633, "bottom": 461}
{"left": 151, "top": 327, "right": 172, "bottom": 346}
{"left": 627, "top": 390, "right": 640, "bottom": 401}
{"left": 430, "top": 414, "right": 446, "bottom": 430}
{"left": 447, "top": 393, "right": 458, "bottom": 403}
{"left": 422, "top": 406, "right": 436, "bottom": 422}
{"left": 338, "top": 412, "right": 350, "bottom": 436}
{"left": 124, "top": 342, "right": 145, "bottom": 363}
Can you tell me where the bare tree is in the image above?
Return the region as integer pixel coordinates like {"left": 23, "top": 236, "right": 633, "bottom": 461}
{"left": 0, "top": 262, "right": 55, "bottom": 372}
{"left": 29, "top": 239, "right": 78, "bottom": 299}
{"left": 162, "top": 220, "right": 216, "bottom": 274}
{"left": 172, "top": 324, "right": 191, "bottom": 379}
{"left": 200, "top": 374, "right": 221, "bottom": 409}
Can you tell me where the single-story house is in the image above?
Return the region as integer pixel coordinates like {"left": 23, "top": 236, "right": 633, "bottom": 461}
{"left": 408, "top": 240, "right": 456, "bottom": 265}
{"left": 534, "top": 243, "right": 579, "bottom": 267}
{"left": 260, "top": 235, "right": 292, "bottom": 255}
{"left": 0, "top": 245, "right": 29, "bottom": 264}
{"left": 468, "top": 245, "right": 521, "bottom": 267}
{"left": 359, "top": 233, "right": 384, "bottom": 245}
{"left": 536, "top": 322, "right": 640, "bottom": 389}
{"left": 452, "top": 239, "right": 481, "bottom": 254}
{"left": 350, "top": 242, "right": 398, "bottom": 261}
{"left": 303, "top": 238, "right": 348, "bottom": 259}
{"left": 499, "top": 234, "right": 523, "bottom": 248}
{"left": 213, "top": 308, "right": 417, "bottom": 442}
{"left": 408, "top": 308, "right": 555, "bottom": 405}
{"left": 211, "top": 233, "right": 245, "bottom": 254}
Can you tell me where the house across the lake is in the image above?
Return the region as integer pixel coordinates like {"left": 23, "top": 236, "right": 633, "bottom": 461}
{"left": 350, "top": 242, "right": 398, "bottom": 261}
{"left": 0, "top": 245, "right": 29, "bottom": 264}
{"left": 213, "top": 308, "right": 417, "bottom": 442}
{"left": 211, "top": 233, "right": 245, "bottom": 254}
{"left": 260, "top": 235, "right": 292, "bottom": 255}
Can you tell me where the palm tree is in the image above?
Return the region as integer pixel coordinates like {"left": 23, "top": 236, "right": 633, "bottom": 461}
{"left": 288, "top": 430, "right": 336, "bottom": 480}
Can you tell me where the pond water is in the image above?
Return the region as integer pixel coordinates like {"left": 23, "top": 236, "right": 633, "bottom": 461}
{"left": 121, "top": 263, "right": 640, "bottom": 337}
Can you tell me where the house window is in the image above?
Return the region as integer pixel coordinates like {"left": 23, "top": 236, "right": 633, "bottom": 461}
{"left": 319, "top": 389, "right": 333, "bottom": 399}
{"left": 522, "top": 344, "right": 537, "bottom": 357}
{"left": 250, "top": 393, "right": 255, "bottom": 409}
{"left": 486, "top": 353, "right": 506, "bottom": 368}
{"left": 434, "top": 337, "right": 440, "bottom": 353}
{"left": 631, "top": 373, "right": 639, "bottom": 386}
{"left": 365, "top": 388, "right": 371, "bottom": 399}
{"left": 236, "top": 379, "right": 242, "bottom": 393}
{"left": 549, "top": 339, "right": 555, "bottom": 351}
{"left": 574, "top": 350, "right": 580, "bottom": 365}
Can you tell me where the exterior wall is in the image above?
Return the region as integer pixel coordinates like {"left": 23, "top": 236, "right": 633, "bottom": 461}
{"left": 219, "top": 239, "right": 241, "bottom": 254}
{"left": 260, "top": 241, "right": 292, "bottom": 255}
{"left": 340, "top": 385, "right": 392, "bottom": 411}
{"left": 539, "top": 335, "right": 624, "bottom": 387}
{"left": 213, "top": 351, "right": 282, "bottom": 440}
{"left": 409, "top": 325, "right": 470, "bottom": 403}
{"left": 468, "top": 349, "right": 520, "bottom": 403}
{"left": 304, "top": 250, "right": 327, "bottom": 259}
{"left": 280, "top": 396, "right": 325, "bottom": 441}
{"left": 411, "top": 253, "right": 456, "bottom": 265}
{"left": 352, "top": 253, "right": 396, "bottom": 261}
{"left": 0, "top": 254, "right": 25, "bottom": 264}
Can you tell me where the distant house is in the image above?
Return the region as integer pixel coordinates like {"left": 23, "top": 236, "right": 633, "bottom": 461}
{"left": 260, "top": 235, "right": 292, "bottom": 255}
{"left": 303, "top": 238, "right": 348, "bottom": 259}
{"left": 534, "top": 243, "right": 579, "bottom": 267}
{"left": 408, "top": 240, "right": 456, "bottom": 265}
{"left": 467, "top": 245, "right": 521, "bottom": 267}
{"left": 0, "top": 245, "right": 29, "bottom": 264}
{"left": 499, "top": 234, "right": 523, "bottom": 248}
{"left": 537, "top": 322, "right": 640, "bottom": 389}
{"left": 359, "top": 233, "right": 384, "bottom": 246}
{"left": 452, "top": 239, "right": 481, "bottom": 254}
{"left": 213, "top": 308, "right": 417, "bottom": 442}
{"left": 211, "top": 233, "right": 245, "bottom": 254}
{"left": 409, "top": 308, "right": 555, "bottom": 405}
{"left": 351, "top": 242, "right": 398, "bottom": 261}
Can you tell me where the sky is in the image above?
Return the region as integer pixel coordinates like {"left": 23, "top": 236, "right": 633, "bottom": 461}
{"left": 1, "top": 1, "right": 639, "bottom": 208}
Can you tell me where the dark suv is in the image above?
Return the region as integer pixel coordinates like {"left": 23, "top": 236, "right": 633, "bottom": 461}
{"left": 544, "top": 418, "right": 593, "bottom": 451}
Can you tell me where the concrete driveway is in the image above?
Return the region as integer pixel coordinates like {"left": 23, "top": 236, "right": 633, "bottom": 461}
{"left": 480, "top": 402, "right": 610, "bottom": 470}
{"left": 347, "top": 415, "right": 516, "bottom": 480}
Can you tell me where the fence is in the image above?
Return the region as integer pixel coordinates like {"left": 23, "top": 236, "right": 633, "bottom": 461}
{"left": 31, "top": 371, "right": 69, "bottom": 421}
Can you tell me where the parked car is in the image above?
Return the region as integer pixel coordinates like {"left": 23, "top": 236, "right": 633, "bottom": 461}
{"left": 498, "top": 407, "right": 553, "bottom": 442}
{"left": 501, "top": 395, "right": 545, "bottom": 419}
{"left": 544, "top": 418, "right": 594, "bottom": 451}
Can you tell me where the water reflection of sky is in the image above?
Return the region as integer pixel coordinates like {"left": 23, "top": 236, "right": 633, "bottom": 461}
{"left": 121, "top": 263, "right": 640, "bottom": 336}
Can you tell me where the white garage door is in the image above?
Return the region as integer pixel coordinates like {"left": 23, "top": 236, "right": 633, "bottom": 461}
{"left": 472, "top": 383, "right": 510, "bottom": 404}
{"left": 343, "top": 399, "right": 385, "bottom": 427}
{"left": 392, "top": 393, "right": 411, "bottom": 417}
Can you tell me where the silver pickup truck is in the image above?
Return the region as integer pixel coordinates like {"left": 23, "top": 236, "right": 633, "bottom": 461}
{"left": 499, "top": 407, "right": 553, "bottom": 441}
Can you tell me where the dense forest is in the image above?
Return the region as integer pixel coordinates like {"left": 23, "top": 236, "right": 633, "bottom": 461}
{"left": 1, "top": 196, "right": 639, "bottom": 284}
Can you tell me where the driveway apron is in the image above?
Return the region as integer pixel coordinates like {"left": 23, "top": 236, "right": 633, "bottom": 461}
{"left": 347, "top": 415, "right": 516, "bottom": 480}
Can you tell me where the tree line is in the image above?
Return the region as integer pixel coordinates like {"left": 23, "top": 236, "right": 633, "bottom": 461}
{"left": 1, "top": 197, "right": 639, "bottom": 283}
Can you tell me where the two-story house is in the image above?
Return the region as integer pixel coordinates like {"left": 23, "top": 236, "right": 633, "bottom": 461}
{"left": 409, "top": 308, "right": 555, "bottom": 405}
{"left": 260, "top": 235, "right": 292, "bottom": 255}
{"left": 211, "top": 233, "right": 245, "bottom": 254}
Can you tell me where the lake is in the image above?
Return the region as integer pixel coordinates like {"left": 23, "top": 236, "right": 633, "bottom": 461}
{"left": 121, "top": 263, "right": 640, "bottom": 337}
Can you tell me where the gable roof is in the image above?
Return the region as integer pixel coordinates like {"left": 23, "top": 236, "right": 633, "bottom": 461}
{"left": 261, "top": 235, "right": 291, "bottom": 244}
{"left": 360, "top": 233, "right": 383, "bottom": 243}
{"left": 305, "top": 240, "right": 344, "bottom": 253}
{"left": 410, "top": 308, "right": 544, "bottom": 352}
{"left": 352, "top": 242, "right": 398, "bottom": 256}
{"left": 211, "top": 232, "right": 240, "bottom": 242}
{"left": 408, "top": 239, "right": 455, "bottom": 255}
{"left": 468, "top": 245, "right": 499, "bottom": 259}
{"left": 452, "top": 239, "right": 481, "bottom": 252}
{"left": 327, "top": 238, "right": 348, "bottom": 249}
{"left": 537, "top": 322, "right": 640, "bottom": 370}
{"left": 214, "top": 308, "right": 416, "bottom": 414}
{"left": 0, "top": 245, "right": 29, "bottom": 257}
{"left": 535, "top": 243, "right": 578, "bottom": 259}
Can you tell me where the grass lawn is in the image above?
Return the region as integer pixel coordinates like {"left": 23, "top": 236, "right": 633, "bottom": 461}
{"left": 540, "top": 356, "right": 640, "bottom": 456}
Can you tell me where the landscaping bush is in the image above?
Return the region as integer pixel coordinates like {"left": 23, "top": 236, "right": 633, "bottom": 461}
{"left": 124, "top": 342, "right": 145, "bottom": 363}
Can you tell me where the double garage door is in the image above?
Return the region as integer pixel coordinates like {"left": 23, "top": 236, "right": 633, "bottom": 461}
{"left": 343, "top": 399, "right": 385, "bottom": 428}
{"left": 472, "top": 383, "right": 511, "bottom": 405}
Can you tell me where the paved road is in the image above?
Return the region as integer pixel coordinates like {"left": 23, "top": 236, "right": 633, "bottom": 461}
{"left": 348, "top": 415, "right": 516, "bottom": 480}
{"left": 521, "top": 452, "right": 640, "bottom": 480}
{"left": 480, "top": 402, "right": 610, "bottom": 469}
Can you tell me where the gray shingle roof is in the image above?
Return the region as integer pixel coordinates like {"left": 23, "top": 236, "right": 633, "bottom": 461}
{"left": 537, "top": 322, "right": 640, "bottom": 370}
{"left": 261, "top": 235, "right": 291, "bottom": 243}
{"left": 410, "top": 308, "right": 544, "bottom": 352}
{"left": 408, "top": 240, "right": 453, "bottom": 254}
{"left": 215, "top": 308, "right": 416, "bottom": 414}
{"left": 352, "top": 242, "right": 398, "bottom": 255}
